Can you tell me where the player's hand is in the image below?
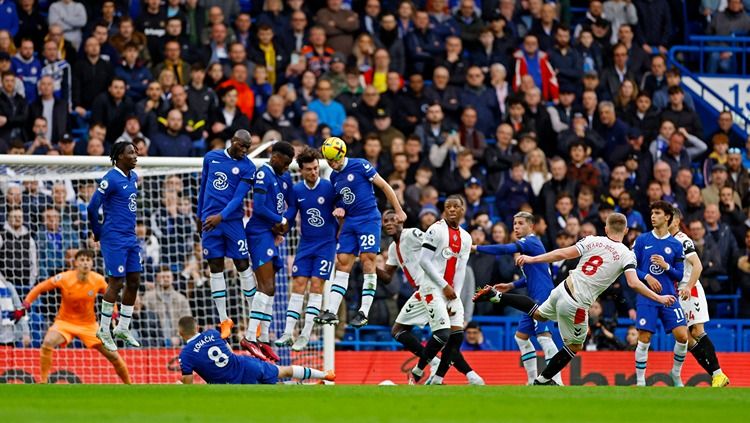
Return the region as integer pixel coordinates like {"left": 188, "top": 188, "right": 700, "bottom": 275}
{"left": 658, "top": 295, "right": 676, "bottom": 307}
{"left": 628, "top": 309, "right": 636, "bottom": 320}
{"left": 274, "top": 235, "right": 285, "bottom": 246}
{"left": 493, "top": 283, "right": 513, "bottom": 293}
{"left": 471, "top": 244, "right": 477, "bottom": 253}
{"left": 12, "top": 308, "right": 25, "bottom": 322}
{"left": 332, "top": 207, "right": 345, "bottom": 218}
{"left": 22, "top": 301, "right": 31, "bottom": 311}
{"left": 443, "top": 284, "right": 457, "bottom": 300}
{"left": 645, "top": 275, "right": 662, "bottom": 293}
{"left": 203, "top": 214, "right": 222, "bottom": 231}
{"left": 650, "top": 254, "right": 668, "bottom": 269}
{"left": 394, "top": 210, "right": 407, "bottom": 223}
{"left": 678, "top": 287, "right": 691, "bottom": 301}
{"left": 515, "top": 255, "right": 532, "bottom": 266}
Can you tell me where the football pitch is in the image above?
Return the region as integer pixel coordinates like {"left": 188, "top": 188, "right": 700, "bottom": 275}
{"left": 1, "top": 385, "right": 748, "bottom": 422}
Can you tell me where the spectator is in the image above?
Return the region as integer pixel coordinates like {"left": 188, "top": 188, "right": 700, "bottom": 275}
{"left": 308, "top": 79, "right": 345, "bottom": 136}
{"left": 623, "top": 91, "right": 660, "bottom": 143}
{"left": 512, "top": 34, "right": 559, "bottom": 102}
{"left": 706, "top": 0, "right": 750, "bottom": 74}
{"left": 615, "top": 23, "right": 649, "bottom": 80}
{"left": 719, "top": 185, "right": 746, "bottom": 243}
{"left": 110, "top": 17, "right": 150, "bottom": 65}
{"left": 576, "top": 30, "right": 604, "bottom": 75}
{"left": 586, "top": 300, "right": 625, "bottom": 351}
{"left": 737, "top": 228, "right": 750, "bottom": 316}
{"left": 618, "top": 190, "right": 646, "bottom": 230}
{"left": 0, "top": 207, "right": 38, "bottom": 289}
{"left": 660, "top": 86, "right": 704, "bottom": 140}
{"left": 423, "top": 66, "right": 461, "bottom": 124}
{"left": 300, "top": 25, "right": 335, "bottom": 78}
{"left": 115, "top": 42, "right": 152, "bottom": 103}
{"left": 72, "top": 37, "right": 113, "bottom": 119}
{"left": 142, "top": 266, "right": 192, "bottom": 347}
{"left": 48, "top": 0, "right": 87, "bottom": 51}
{"left": 11, "top": 38, "right": 42, "bottom": 104}
{"left": 603, "top": 0, "right": 639, "bottom": 45}
{"left": 595, "top": 101, "right": 629, "bottom": 160}
{"left": 461, "top": 321, "right": 495, "bottom": 351}
{"left": 36, "top": 206, "right": 79, "bottom": 279}
{"left": 315, "top": 0, "right": 359, "bottom": 57}
{"left": 496, "top": 162, "right": 533, "bottom": 226}
{"left": 702, "top": 164, "right": 739, "bottom": 206}
{"left": 149, "top": 109, "right": 191, "bottom": 157}
{"left": 216, "top": 63, "right": 255, "bottom": 121}
{"left": 600, "top": 43, "right": 636, "bottom": 101}
{"left": 90, "top": 77, "right": 135, "bottom": 146}
{"left": 460, "top": 66, "right": 500, "bottom": 137}
{"left": 373, "top": 108, "right": 404, "bottom": 153}
{"left": 726, "top": 147, "right": 750, "bottom": 204}
{"left": 712, "top": 111, "right": 745, "bottom": 150}
{"left": 0, "top": 71, "right": 28, "bottom": 151}
{"left": 640, "top": 54, "right": 667, "bottom": 96}
{"left": 153, "top": 39, "right": 190, "bottom": 86}
{"left": 652, "top": 68, "right": 695, "bottom": 112}
{"left": 700, "top": 205, "right": 740, "bottom": 294}
{"left": 16, "top": 0, "right": 48, "bottom": 51}
{"left": 89, "top": 20, "right": 120, "bottom": 64}
{"left": 405, "top": 10, "right": 443, "bottom": 76}
{"left": 633, "top": 0, "right": 671, "bottom": 55}
{"left": 549, "top": 26, "right": 582, "bottom": 94}
{"left": 567, "top": 140, "right": 601, "bottom": 188}
{"left": 247, "top": 24, "right": 289, "bottom": 90}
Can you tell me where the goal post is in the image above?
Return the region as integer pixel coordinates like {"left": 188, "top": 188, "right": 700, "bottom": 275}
{"left": 0, "top": 151, "right": 335, "bottom": 384}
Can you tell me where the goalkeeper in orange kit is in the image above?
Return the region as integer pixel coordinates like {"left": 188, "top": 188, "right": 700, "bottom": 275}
{"left": 23, "top": 249, "right": 131, "bottom": 384}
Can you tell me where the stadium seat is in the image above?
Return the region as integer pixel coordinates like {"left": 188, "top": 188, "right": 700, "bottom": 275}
{"left": 481, "top": 326, "right": 504, "bottom": 350}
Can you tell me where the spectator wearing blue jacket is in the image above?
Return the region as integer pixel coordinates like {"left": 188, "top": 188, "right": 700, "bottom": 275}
{"left": 633, "top": 0, "right": 672, "bottom": 55}
{"left": 11, "top": 39, "right": 42, "bottom": 104}
{"left": 460, "top": 66, "right": 500, "bottom": 137}
{"left": 405, "top": 10, "right": 444, "bottom": 75}
{"left": 0, "top": 0, "right": 18, "bottom": 37}
{"left": 307, "top": 79, "right": 346, "bottom": 136}
{"left": 617, "top": 190, "right": 646, "bottom": 232}
{"left": 461, "top": 321, "right": 495, "bottom": 351}
{"left": 114, "top": 42, "right": 153, "bottom": 102}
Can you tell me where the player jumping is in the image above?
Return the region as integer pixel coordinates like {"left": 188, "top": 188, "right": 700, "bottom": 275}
{"left": 632, "top": 201, "right": 690, "bottom": 387}
{"left": 474, "top": 212, "right": 676, "bottom": 385}
{"left": 87, "top": 141, "right": 142, "bottom": 351}
{"left": 197, "top": 129, "right": 257, "bottom": 339}
{"left": 276, "top": 148, "right": 338, "bottom": 351}
{"left": 380, "top": 210, "right": 483, "bottom": 385}
{"left": 472, "top": 211, "right": 561, "bottom": 385}
{"left": 178, "top": 316, "right": 335, "bottom": 384}
{"left": 315, "top": 152, "right": 407, "bottom": 328}
{"left": 240, "top": 141, "right": 295, "bottom": 362}
{"left": 409, "top": 195, "right": 473, "bottom": 383}
{"left": 669, "top": 209, "right": 730, "bottom": 387}
{"left": 23, "top": 250, "right": 131, "bottom": 383}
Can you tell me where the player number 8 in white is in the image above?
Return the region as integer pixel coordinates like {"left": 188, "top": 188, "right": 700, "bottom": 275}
{"left": 207, "top": 346, "right": 229, "bottom": 368}
{"left": 359, "top": 234, "right": 376, "bottom": 247}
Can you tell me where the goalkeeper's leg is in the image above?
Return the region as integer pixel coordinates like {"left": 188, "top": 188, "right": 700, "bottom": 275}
{"left": 39, "top": 330, "right": 66, "bottom": 384}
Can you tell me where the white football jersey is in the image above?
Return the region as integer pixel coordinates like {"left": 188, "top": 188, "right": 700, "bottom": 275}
{"left": 673, "top": 231, "right": 700, "bottom": 289}
{"left": 421, "top": 220, "right": 472, "bottom": 293}
{"left": 386, "top": 227, "right": 426, "bottom": 288}
{"left": 570, "top": 236, "right": 638, "bottom": 308}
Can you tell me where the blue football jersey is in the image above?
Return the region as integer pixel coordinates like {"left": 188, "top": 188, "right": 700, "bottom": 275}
{"left": 179, "top": 329, "right": 244, "bottom": 384}
{"left": 198, "top": 149, "right": 256, "bottom": 221}
{"left": 285, "top": 178, "right": 338, "bottom": 251}
{"left": 87, "top": 167, "right": 138, "bottom": 245}
{"left": 632, "top": 231, "right": 685, "bottom": 306}
{"left": 246, "top": 163, "right": 292, "bottom": 232}
{"left": 330, "top": 158, "right": 380, "bottom": 222}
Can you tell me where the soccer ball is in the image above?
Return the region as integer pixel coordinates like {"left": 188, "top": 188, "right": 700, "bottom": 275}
{"left": 321, "top": 137, "right": 347, "bottom": 161}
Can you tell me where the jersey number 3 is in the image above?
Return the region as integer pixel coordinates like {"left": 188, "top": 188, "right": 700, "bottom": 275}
{"left": 581, "top": 255, "right": 603, "bottom": 276}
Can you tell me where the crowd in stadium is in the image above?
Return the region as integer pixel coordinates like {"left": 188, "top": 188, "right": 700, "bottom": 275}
{"left": 1, "top": 0, "right": 750, "bottom": 351}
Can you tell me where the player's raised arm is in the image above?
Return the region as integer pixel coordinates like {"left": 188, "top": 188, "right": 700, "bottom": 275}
{"left": 475, "top": 243, "right": 520, "bottom": 256}
{"left": 23, "top": 278, "right": 58, "bottom": 306}
{"left": 623, "top": 268, "right": 675, "bottom": 306}
{"left": 516, "top": 246, "right": 580, "bottom": 266}
{"left": 372, "top": 174, "right": 406, "bottom": 222}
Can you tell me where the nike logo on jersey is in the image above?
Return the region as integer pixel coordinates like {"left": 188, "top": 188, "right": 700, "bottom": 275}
{"left": 645, "top": 246, "right": 653, "bottom": 250}
{"left": 122, "top": 185, "right": 128, "bottom": 189}
{"left": 299, "top": 198, "right": 306, "bottom": 202}
{"left": 211, "top": 160, "right": 220, "bottom": 163}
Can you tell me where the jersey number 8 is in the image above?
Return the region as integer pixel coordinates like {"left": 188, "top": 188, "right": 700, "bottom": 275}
{"left": 581, "top": 255, "right": 604, "bottom": 276}
{"left": 207, "top": 346, "right": 229, "bottom": 368}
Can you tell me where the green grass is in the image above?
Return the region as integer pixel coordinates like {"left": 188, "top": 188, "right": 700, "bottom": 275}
{"left": 1, "top": 385, "right": 748, "bottom": 423}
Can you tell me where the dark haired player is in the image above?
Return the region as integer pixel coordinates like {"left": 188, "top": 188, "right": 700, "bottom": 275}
{"left": 87, "top": 141, "right": 142, "bottom": 351}
{"left": 276, "top": 147, "right": 338, "bottom": 351}
{"left": 241, "top": 141, "right": 295, "bottom": 362}
{"left": 197, "top": 129, "right": 257, "bottom": 339}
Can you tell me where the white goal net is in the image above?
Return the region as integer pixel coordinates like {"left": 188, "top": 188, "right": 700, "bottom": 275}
{"left": 0, "top": 153, "right": 333, "bottom": 384}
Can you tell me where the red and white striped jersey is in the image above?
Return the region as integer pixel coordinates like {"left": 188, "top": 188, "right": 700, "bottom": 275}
{"left": 386, "top": 228, "right": 425, "bottom": 288}
{"left": 421, "top": 219, "right": 472, "bottom": 293}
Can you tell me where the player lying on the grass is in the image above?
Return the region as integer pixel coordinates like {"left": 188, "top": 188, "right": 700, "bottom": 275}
{"left": 178, "top": 316, "right": 335, "bottom": 384}
{"left": 276, "top": 148, "right": 337, "bottom": 351}
{"left": 474, "top": 212, "right": 676, "bottom": 385}
{"left": 408, "top": 195, "right": 476, "bottom": 384}
{"left": 379, "top": 210, "right": 484, "bottom": 385}
{"left": 241, "top": 141, "right": 295, "bottom": 362}
{"left": 669, "top": 209, "right": 729, "bottom": 387}
{"left": 87, "top": 141, "right": 142, "bottom": 351}
{"left": 472, "top": 211, "right": 561, "bottom": 385}
{"left": 316, "top": 141, "right": 407, "bottom": 328}
{"left": 631, "top": 201, "right": 689, "bottom": 387}
{"left": 23, "top": 249, "right": 131, "bottom": 384}
{"left": 197, "top": 129, "right": 257, "bottom": 340}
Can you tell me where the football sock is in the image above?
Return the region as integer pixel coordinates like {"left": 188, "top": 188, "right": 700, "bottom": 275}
{"left": 291, "top": 366, "right": 325, "bottom": 380}
{"left": 259, "top": 297, "right": 274, "bottom": 343}
{"left": 100, "top": 300, "right": 115, "bottom": 330}
{"left": 418, "top": 328, "right": 450, "bottom": 370}
{"left": 538, "top": 335, "right": 563, "bottom": 385}
{"left": 498, "top": 293, "right": 539, "bottom": 316}
{"left": 239, "top": 268, "right": 257, "bottom": 310}
{"left": 515, "top": 335, "right": 538, "bottom": 384}
{"left": 116, "top": 304, "right": 134, "bottom": 331}
{"left": 452, "top": 350, "right": 472, "bottom": 375}
{"left": 326, "top": 271, "right": 349, "bottom": 314}
{"left": 635, "top": 341, "right": 650, "bottom": 385}
{"left": 106, "top": 354, "right": 131, "bottom": 384}
{"left": 359, "top": 273, "right": 377, "bottom": 317}
{"left": 301, "top": 293, "right": 323, "bottom": 338}
{"left": 283, "top": 293, "right": 304, "bottom": 335}
{"left": 210, "top": 272, "right": 228, "bottom": 321}
{"left": 689, "top": 333, "right": 722, "bottom": 375}
{"left": 40, "top": 345, "right": 53, "bottom": 383}
{"left": 245, "top": 292, "right": 271, "bottom": 342}
{"left": 394, "top": 329, "right": 425, "bottom": 357}
{"left": 538, "top": 345, "right": 576, "bottom": 382}
{"left": 435, "top": 331, "right": 461, "bottom": 377}
{"left": 672, "top": 341, "right": 688, "bottom": 376}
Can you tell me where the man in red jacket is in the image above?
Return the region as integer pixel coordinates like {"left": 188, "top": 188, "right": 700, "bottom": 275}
{"left": 512, "top": 34, "right": 559, "bottom": 103}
